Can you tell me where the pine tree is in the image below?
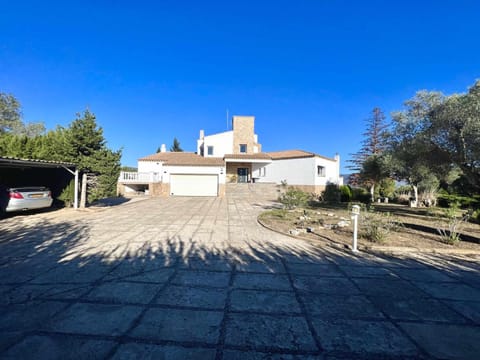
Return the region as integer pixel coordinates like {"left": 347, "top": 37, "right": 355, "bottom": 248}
{"left": 348, "top": 107, "right": 389, "bottom": 172}
{"left": 170, "top": 137, "right": 183, "bottom": 152}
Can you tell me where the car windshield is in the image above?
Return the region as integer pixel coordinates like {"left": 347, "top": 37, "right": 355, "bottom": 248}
{"left": 11, "top": 187, "right": 48, "bottom": 192}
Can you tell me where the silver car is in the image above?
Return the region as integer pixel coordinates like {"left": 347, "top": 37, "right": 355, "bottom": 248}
{"left": 5, "top": 186, "right": 53, "bottom": 212}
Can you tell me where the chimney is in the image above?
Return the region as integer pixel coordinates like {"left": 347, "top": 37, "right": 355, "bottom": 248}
{"left": 160, "top": 144, "right": 167, "bottom": 153}
{"left": 199, "top": 129, "right": 204, "bottom": 139}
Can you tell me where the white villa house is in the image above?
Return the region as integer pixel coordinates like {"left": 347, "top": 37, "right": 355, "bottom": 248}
{"left": 118, "top": 116, "right": 343, "bottom": 197}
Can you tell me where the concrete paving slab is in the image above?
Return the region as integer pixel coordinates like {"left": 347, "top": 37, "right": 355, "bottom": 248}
{"left": 233, "top": 273, "right": 292, "bottom": 291}
{"left": 399, "top": 322, "right": 480, "bottom": 360}
{"left": 130, "top": 308, "right": 223, "bottom": 344}
{"left": 392, "top": 268, "right": 456, "bottom": 282}
{"left": 445, "top": 300, "right": 480, "bottom": 324}
{"left": 287, "top": 263, "right": 344, "bottom": 277}
{"left": 0, "top": 301, "right": 69, "bottom": 332}
{"left": 86, "top": 281, "right": 163, "bottom": 304}
{"left": 292, "top": 276, "right": 359, "bottom": 295}
{"left": 222, "top": 349, "right": 321, "bottom": 359}
{"left": 111, "top": 342, "right": 216, "bottom": 360}
{"left": 370, "top": 297, "right": 469, "bottom": 322}
{"left": 413, "top": 281, "right": 480, "bottom": 301}
{"left": 235, "top": 261, "right": 287, "bottom": 274}
{"left": 352, "top": 278, "right": 427, "bottom": 299}
{"left": 121, "top": 268, "right": 175, "bottom": 283}
{"left": 225, "top": 313, "right": 318, "bottom": 352}
{"left": 312, "top": 319, "right": 419, "bottom": 356}
{"left": 171, "top": 270, "right": 230, "bottom": 288}
{"left": 230, "top": 289, "right": 302, "bottom": 314}
{"left": 155, "top": 285, "right": 228, "bottom": 309}
{"left": 338, "top": 265, "right": 399, "bottom": 279}
{"left": 301, "top": 294, "right": 384, "bottom": 320}
{"left": 2, "top": 334, "right": 117, "bottom": 360}
{"left": 45, "top": 303, "right": 143, "bottom": 336}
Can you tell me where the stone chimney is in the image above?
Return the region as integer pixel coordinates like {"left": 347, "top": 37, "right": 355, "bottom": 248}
{"left": 199, "top": 129, "right": 205, "bottom": 139}
{"left": 160, "top": 144, "right": 167, "bottom": 153}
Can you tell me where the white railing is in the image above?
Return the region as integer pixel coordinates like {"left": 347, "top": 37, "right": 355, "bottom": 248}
{"left": 119, "top": 171, "right": 161, "bottom": 183}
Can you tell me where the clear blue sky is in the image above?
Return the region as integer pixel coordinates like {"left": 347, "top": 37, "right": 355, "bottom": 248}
{"left": 1, "top": 1, "right": 479, "bottom": 172}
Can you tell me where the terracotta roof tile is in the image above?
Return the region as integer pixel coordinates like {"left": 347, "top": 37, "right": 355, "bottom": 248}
{"left": 224, "top": 153, "right": 272, "bottom": 160}
{"left": 139, "top": 152, "right": 224, "bottom": 166}
{"left": 267, "top": 150, "right": 335, "bottom": 161}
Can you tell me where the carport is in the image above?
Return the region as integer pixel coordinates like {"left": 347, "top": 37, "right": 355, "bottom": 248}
{"left": 0, "top": 156, "right": 79, "bottom": 209}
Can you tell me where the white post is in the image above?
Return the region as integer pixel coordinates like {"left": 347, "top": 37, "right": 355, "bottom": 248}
{"left": 352, "top": 214, "right": 358, "bottom": 252}
{"left": 351, "top": 205, "right": 360, "bottom": 252}
{"left": 74, "top": 169, "right": 79, "bottom": 209}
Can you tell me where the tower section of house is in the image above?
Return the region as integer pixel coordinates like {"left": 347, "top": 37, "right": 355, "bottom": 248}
{"left": 197, "top": 116, "right": 271, "bottom": 183}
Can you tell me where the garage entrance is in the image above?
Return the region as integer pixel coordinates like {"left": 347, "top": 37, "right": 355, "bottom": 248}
{"left": 170, "top": 174, "right": 218, "bottom": 196}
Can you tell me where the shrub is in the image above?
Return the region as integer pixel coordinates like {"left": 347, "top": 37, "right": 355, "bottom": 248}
{"left": 361, "top": 211, "right": 400, "bottom": 244}
{"left": 339, "top": 185, "right": 352, "bottom": 202}
{"left": 351, "top": 187, "right": 371, "bottom": 204}
{"left": 437, "top": 192, "right": 480, "bottom": 209}
{"left": 322, "top": 183, "right": 341, "bottom": 203}
{"left": 279, "top": 187, "right": 309, "bottom": 209}
{"left": 58, "top": 179, "right": 75, "bottom": 207}
{"left": 436, "top": 203, "right": 470, "bottom": 245}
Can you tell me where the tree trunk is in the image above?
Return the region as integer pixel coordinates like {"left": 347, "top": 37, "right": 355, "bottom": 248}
{"left": 410, "top": 184, "right": 418, "bottom": 208}
{"left": 370, "top": 184, "right": 375, "bottom": 202}
{"left": 80, "top": 173, "right": 87, "bottom": 208}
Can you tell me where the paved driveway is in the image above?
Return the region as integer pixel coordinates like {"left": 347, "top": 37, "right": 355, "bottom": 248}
{"left": 1, "top": 193, "right": 479, "bottom": 359}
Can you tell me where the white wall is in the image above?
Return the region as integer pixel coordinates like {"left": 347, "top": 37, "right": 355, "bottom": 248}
{"left": 138, "top": 161, "right": 163, "bottom": 173}
{"left": 257, "top": 156, "right": 342, "bottom": 186}
{"left": 314, "top": 157, "right": 342, "bottom": 186}
{"left": 258, "top": 157, "right": 316, "bottom": 185}
{"left": 163, "top": 165, "right": 226, "bottom": 184}
{"left": 198, "top": 131, "right": 233, "bottom": 157}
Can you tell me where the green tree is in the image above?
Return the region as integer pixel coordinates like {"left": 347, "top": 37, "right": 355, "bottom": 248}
{"left": 348, "top": 107, "right": 389, "bottom": 173}
{"left": 60, "top": 110, "right": 121, "bottom": 202}
{"left": 389, "top": 90, "right": 450, "bottom": 206}
{"left": 0, "top": 93, "right": 22, "bottom": 134}
{"left": 0, "top": 92, "right": 45, "bottom": 137}
{"left": 429, "top": 80, "right": 480, "bottom": 192}
{"left": 170, "top": 137, "right": 183, "bottom": 152}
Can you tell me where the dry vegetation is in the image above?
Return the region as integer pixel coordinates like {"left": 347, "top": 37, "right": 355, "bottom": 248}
{"left": 258, "top": 203, "right": 480, "bottom": 251}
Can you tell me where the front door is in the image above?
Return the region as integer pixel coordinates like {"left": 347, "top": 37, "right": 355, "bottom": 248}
{"left": 237, "top": 168, "right": 249, "bottom": 183}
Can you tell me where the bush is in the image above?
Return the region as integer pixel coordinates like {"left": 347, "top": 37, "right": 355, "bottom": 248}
{"left": 437, "top": 192, "right": 480, "bottom": 209}
{"left": 351, "top": 187, "right": 371, "bottom": 204}
{"left": 322, "top": 183, "right": 341, "bottom": 203}
{"left": 58, "top": 179, "right": 75, "bottom": 207}
{"left": 339, "top": 185, "right": 352, "bottom": 202}
{"left": 361, "top": 211, "right": 400, "bottom": 244}
{"left": 279, "top": 187, "right": 310, "bottom": 209}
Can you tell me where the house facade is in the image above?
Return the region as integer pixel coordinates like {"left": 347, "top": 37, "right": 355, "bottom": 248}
{"left": 118, "top": 115, "right": 342, "bottom": 197}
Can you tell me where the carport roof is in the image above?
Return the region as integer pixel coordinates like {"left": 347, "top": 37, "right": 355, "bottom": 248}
{"left": 0, "top": 156, "right": 76, "bottom": 169}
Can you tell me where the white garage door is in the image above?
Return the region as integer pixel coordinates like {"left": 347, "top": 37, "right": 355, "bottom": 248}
{"left": 170, "top": 174, "right": 218, "bottom": 196}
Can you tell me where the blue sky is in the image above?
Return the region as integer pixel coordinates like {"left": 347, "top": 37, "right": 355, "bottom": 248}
{"left": 1, "top": 1, "right": 479, "bottom": 172}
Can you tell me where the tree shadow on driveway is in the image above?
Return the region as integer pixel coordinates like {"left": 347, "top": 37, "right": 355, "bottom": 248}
{"left": 0, "top": 215, "right": 479, "bottom": 359}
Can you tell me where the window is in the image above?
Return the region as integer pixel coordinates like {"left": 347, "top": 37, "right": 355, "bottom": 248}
{"left": 207, "top": 146, "right": 214, "bottom": 156}
{"left": 239, "top": 144, "right": 247, "bottom": 153}
{"left": 317, "top": 165, "right": 326, "bottom": 177}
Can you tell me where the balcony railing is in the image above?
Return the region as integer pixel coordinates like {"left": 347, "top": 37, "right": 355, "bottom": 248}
{"left": 119, "top": 171, "right": 161, "bottom": 183}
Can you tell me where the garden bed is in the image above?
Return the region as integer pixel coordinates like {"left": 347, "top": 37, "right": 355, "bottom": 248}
{"left": 258, "top": 203, "right": 480, "bottom": 252}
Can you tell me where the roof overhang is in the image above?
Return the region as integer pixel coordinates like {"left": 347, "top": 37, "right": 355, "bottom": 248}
{"left": 0, "top": 156, "right": 76, "bottom": 169}
{"left": 225, "top": 158, "right": 272, "bottom": 164}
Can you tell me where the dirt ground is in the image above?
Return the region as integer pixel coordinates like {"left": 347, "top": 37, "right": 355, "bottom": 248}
{"left": 258, "top": 203, "right": 480, "bottom": 252}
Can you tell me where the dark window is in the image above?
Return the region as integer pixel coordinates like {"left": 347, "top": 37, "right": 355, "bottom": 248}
{"left": 317, "top": 165, "right": 326, "bottom": 177}
{"left": 207, "top": 146, "right": 214, "bottom": 156}
{"left": 239, "top": 144, "right": 247, "bottom": 153}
